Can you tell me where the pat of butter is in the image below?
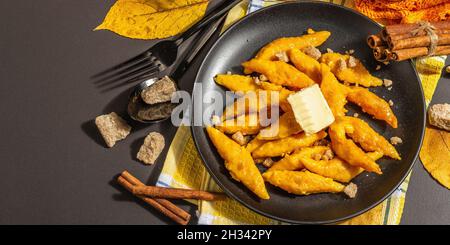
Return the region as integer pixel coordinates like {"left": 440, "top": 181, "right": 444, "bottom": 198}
{"left": 287, "top": 84, "right": 335, "bottom": 134}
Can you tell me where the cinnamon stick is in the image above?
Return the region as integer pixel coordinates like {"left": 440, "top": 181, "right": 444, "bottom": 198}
{"left": 388, "top": 29, "right": 450, "bottom": 42}
{"left": 367, "top": 34, "right": 384, "bottom": 48}
{"left": 117, "top": 171, "right": 191, "bottom": 225}
{"left": 389, "top": 34, "right": 450, "bottom": 50}
{"left": 373, "top": 46, "right": 388, "bottom": 61}
{"left": 390, "top": 45, "right": 450, "bottom": 61}
{"left": 383, "top": 20, "right": 450, "bottom": 37}
{"left": 132, "top": 185, "right": 226, "bottom": 201}
{"left": 120, "top": 171, "right": 191, "bottom": 221}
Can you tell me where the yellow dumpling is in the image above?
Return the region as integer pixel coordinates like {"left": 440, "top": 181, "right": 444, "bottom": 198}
{"left": 257, "top": 111, "right": 302, "bottom": 140}
{"left": 255, "top": 31, "right": 331, "bottom": 61}
{"left": 320, "top": 64, "right": 350, "bottom": 118}
{"left": 288, "top": 49, "right": 322, "bottom": 83}
{"left": 252, "top": 131, "right": 327, "bottom": 158}
{"left": 300, "top": 146, "right": 384, "bottom": 183}
{"left": 263, "top": 170, "right": 345, "bottom": 195}
{"left": 214, "top": 74, "right": 258, "bottom": 92}
{"left": 206, "top": 126, "right": 269, "bottom": 199}
{"left": 242, "top": 59, "right": 315, "bottom": 89}
{"left": 266, "top": 148, "right": 308, "bottom": 173}
{"left": 320, "top": 53, "right": 383, "bottom": 87}
{"left": 215, "top": 113, "right": 262, "bottom": 135}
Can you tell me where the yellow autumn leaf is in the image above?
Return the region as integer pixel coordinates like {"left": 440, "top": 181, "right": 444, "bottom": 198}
{"left": 95, "top": 0, "right": 209, "bottom": 40}
{"left": 420, "top": 126, "right": 450, "bottom": 189}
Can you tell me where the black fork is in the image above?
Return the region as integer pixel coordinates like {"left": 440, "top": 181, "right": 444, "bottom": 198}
{"left": 93, "top": 0, "right": 242, "bottom": 86}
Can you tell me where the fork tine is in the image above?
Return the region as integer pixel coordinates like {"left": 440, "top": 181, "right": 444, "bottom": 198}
{"left": 129, "top": 70, "right": 161, "bottom": 83}
{"left": 118, "top": 66, "right": 160, "bottom": 84}
{"left": 94, "top": 58, "right": 157, "bottom": 84}
{"left": 91, "top": 51, "right": 151, "bottom": 78}
{"left": 96, "top": 64, "right": 160, "bottom": 88}
{"left": 100, "top": 70, "right": 159, "bottom": 93}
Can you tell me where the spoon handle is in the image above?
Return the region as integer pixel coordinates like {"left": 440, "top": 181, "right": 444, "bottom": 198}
{"left": 177, "top": 0, "right": 242, "bottom": 44}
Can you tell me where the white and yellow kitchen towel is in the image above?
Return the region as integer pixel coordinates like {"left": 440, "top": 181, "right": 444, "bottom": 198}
{"left": 157, "top": 0, "right": 447, "bottom": 225}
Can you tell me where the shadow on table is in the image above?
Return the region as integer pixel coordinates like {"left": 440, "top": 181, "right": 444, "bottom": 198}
{"left": 130, "top": 136, "right": 145, "bottom": 163}
{"left": 81, "top": 119, "right": 106, "bottom": 148}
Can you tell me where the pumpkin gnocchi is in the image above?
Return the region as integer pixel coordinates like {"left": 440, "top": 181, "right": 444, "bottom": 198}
{"left": 207, "top": 30, "right": 400, "bottom": 199}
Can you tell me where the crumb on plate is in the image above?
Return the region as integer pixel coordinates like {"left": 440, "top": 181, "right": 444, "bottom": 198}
{"left": 275, "top": 51, "right": 289, "bottom": 63}
{"left": 303, "top": 45, "right": 322, "bottom": 60}
{"left": 347, "top": 56, "right": 357, "bottom": 68}
{"left": 390, "top": 136, "right": 403, "bottom": 145}
{"left": 232, "top": 131, "right": 249, "bottom": 146}
{"left": 262, "top": 158, "right": 274, "bottom": 168}
{"left": 344, "top": 183, "right": 358, "bottom": 198}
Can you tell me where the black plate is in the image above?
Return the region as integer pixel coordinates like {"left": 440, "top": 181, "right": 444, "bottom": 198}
{"left": 191, "top": 1, "right": 425, "bottom": 224}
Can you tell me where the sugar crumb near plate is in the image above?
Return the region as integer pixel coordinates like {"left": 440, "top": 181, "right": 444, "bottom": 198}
{"left": 95, "top": 112, "right": 131, "bottom": 148}
{"left": 337, "top": 58, "right": 347, "bottom": 72}
{"left": 231, "top": 131, "right": 249, "bottom": 146}
{"left": 262, "top": 158, "right": 274, "bottom": 168}
{"left": 353, "top": 113, "right": 359, "bottom": 118}
{"left": 303, "top": 45, "right": 321, "bottom": 60}
{"left": 137, "top": 132, "right": 165, "bottom": 165}
{"left": 389, "top": 100, "right": 394, "bottom": 107}
{"left": 383, "top": 78, "right": 393, "bottom": 87}
{"left": 344, "top": 183, "right": 358, "bottom": 198}
{"left": 375, "top": 65, "right": 381, "bottom": 71}
{"left": 390, "top": 136, "right": 403, "bottom": 145}
{"left": 275, "top": 51, "right": 289, "bottom": 63}
{"left": 347, "top": 56, "right": 357, "bottom": 68}
{"left": 321, "top": 149, "right": 334, "bottom": 161}
{"left": 428, "top": 103, "right": 450, "bottom": 131}
{"left": 326, "top": 48, "right": 334, "bottom": 53}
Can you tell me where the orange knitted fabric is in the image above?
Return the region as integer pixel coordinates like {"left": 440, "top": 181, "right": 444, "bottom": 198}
{"left": 355, "top": 0, "right": 450, "bottom": 23}
{"left": 376, "top": 0, "right": 449, "bottom": 11}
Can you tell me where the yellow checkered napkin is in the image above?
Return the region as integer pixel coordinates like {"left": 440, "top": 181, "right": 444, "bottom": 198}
{"left": 156, "top": 0, "right": 446, "bottom": 225}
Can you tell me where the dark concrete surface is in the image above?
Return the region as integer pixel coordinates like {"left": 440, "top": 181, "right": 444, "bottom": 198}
{"left": 0, "top": 0, "right": 448, "bottom": 224}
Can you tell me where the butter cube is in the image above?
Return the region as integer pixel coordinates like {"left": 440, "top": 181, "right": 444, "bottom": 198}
{"left": 287, "top": 84, "right": 335, "bottom": 134}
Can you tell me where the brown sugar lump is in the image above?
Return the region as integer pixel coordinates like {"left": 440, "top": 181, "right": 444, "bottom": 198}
{"left": 95, "top": 112, "right": 131, "bottom": 148}
{"left": 140, "top": 76, "right": 177, "bottom": 105}
{"left": 137, "top": 132, "right": 165, "bottom": 165}
{"left": 428, "top": 103, "right": 450, "bottom": 131}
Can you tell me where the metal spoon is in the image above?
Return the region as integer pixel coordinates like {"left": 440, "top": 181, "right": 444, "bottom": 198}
{"left": 127, "top": 16, "right": 225, "bottom": 123}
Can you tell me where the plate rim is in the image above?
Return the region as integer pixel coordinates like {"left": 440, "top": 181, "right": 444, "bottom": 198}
{"left": 190, "top": 1, "right": 426, "bottom": 224}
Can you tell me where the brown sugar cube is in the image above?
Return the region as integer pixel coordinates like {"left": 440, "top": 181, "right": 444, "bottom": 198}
{"left": 140, "top": 76, "right": 177, "bottom": 105}
{"left": 344, "top": 183, "right": 358, "bottom": 198}
{"left": 137, "top": 132, "right": 165, "bottom": 165}
{"left": 303, "top": 45, "right": 322, "bottom": 60}
{"left": 428, "top": 103, "right": 450, "bottom": 131}
{"left": 95, "top": 112, "right": 131, "bottom": 148}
